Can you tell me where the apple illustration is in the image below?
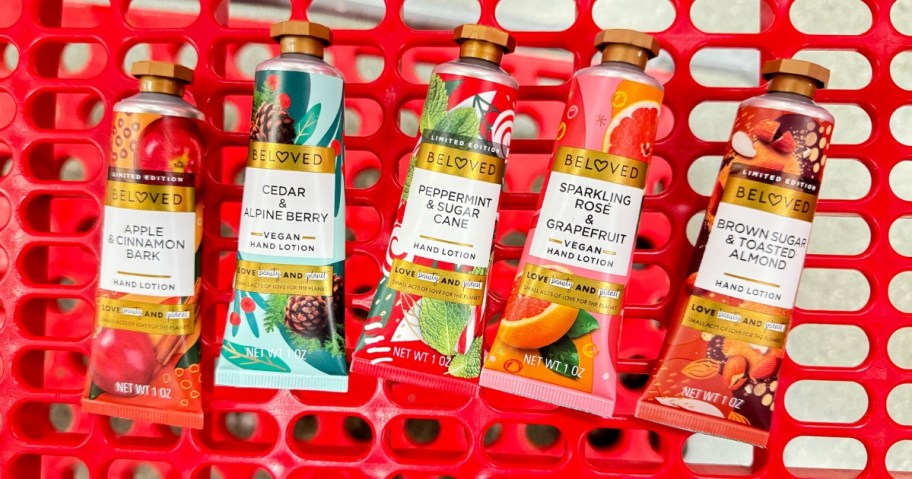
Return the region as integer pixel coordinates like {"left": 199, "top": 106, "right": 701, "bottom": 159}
{"left": 135, "top": 116, "right": 203, "bottom": 174}
{"left": 89, "top": 328, "right": 158, "bottom": 397}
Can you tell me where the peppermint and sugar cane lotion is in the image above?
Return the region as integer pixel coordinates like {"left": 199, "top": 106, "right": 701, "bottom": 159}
{"left": 351, "top": 24, "right": 519, "bottom": 395}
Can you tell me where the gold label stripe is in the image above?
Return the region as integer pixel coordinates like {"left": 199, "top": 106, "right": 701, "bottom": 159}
{"left": 552, "top": 146, "right": 648, "bottom": 189}
{"left": 388, "top": 258, "right": 486, "bottom": 305}
{"left": 235, "top": 260, "right": 332, "bottom": 296}
{"left": 518, "top": 263, "right": 624, "bottom": 316}
{"left": 247, "top": 142, "right": 336, "bottom": 173}
{"left": 97, "top": 297, "right": 196, "bottom": 335}
{"left": 415, "top": 142, "right": 505, "bottom": 184}
{"left": 721, "top": 176, "right": 817, "bottom": 222}
{"left": 682, "top": 294, "right": 789, "bottom": 349}
{"left": 105, "top": 181, "right": 195, "bottom": 213}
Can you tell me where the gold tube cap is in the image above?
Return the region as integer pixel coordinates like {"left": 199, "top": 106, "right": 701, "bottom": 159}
{"left": 130, "top": 61, "right": 194, "bottom": 84}
{"left": 131, "top": 61, "right": 193, "bottom": 95}
{"left": 454, "top": 24, "right": 515, "bottom": 64}
{"left": 271, "top": 21, "right": 332, "bottom": 56}
{"left": 595, "top": 29, "right": 660, "bottom": 57}
{"left": 595, "top": 29, "right": 660, "bottom": 69}
{"left": 270, "top": 21, "right": 332, "bottom": 45}
{"left": 454, "top": 24, "right": 516, "bottom": 53}
{"left": 762, "top": 59, "right": 829, "bottom": 98}
{"left": 762, "top": 59, "right": 829, "bottom": 88}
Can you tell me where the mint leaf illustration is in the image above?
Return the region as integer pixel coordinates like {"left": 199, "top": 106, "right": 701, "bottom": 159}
{"left": 566, "top": 310, "right": 599, "bottom": 338}
{"left": 540, "top": 336, "right": 579, "bottom": 380}
{"left": 295, "top": 103, "right": 321, "bottom": 144}
{"left": 420, "top": 75, "right": 448, "bottom": 133}
{"left": 418, "top": 297, "right": 471, "bottom": 356}
{"left": 444, "top": 78, "right": 463, "bottom": 96}
{"left": 434, "top": 107, "right": 479, "bottom": 138}
{"left": 448, "top": 336, "right": 482, "bottom": 378}
{"left": 401, "top": 161, "right": 416, "bottom": 200}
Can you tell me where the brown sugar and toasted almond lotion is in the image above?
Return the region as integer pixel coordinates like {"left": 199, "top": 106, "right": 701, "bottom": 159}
{"left": 636, "top": 59, "right": 834, "bottom": 447}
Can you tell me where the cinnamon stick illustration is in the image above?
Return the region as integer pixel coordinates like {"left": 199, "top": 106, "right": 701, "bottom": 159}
{"left": 154, "top": 335, "right": 183, "bottom": 366}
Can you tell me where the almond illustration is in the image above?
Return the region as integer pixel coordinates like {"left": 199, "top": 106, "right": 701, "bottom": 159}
{"left": 754, "top": 119, "right": 780, "bottom": 143}
{"left": 722, "top": 338, "right": 764, "bottom": 367}
{"left": 728, "top": 410, "right": 751, "bottom": 426}
{"left": 750, "top": 355, "right": 781, "bottom": 380}
{"left": 771, "top": 131, "right": 797, "bottom": 153}
{"left": 731, "top": 131, "right": 756, "bottom": 157}
{"left": 682, "top": 358, "right": 722, "bottom": 379}
{"left": 722, "top": 355, "right": 748, "bottom": 390}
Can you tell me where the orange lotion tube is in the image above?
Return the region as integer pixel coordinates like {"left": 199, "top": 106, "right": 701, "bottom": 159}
{"left": 636, "top": 59, "right": 834, "bottom": 446}
{"left": 81, "top": 62, "right": 205, "bottom": 429}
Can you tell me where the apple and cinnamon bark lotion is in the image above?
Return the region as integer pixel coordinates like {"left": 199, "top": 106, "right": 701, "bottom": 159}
{"left": 215, "top": 22, "right": 349, "bottom": 391}
{"left": 82, "top": 62, "right": 206, "bottom": 428}
{"left": 480, "top": 30, "right": 665, "bottom": 416}
{"left": 637, "top": 60, "right": 834, "bottom": 446}
{"left": 351, "top": 25, "right": 518, "bottom": 395}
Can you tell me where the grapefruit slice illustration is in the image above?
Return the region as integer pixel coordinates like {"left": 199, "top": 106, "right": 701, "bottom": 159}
{"left": 497, "top": 266, "right": 578, "bottom": 349}
{"left": 602, "top": 101, "right": 660, "bottom": 162}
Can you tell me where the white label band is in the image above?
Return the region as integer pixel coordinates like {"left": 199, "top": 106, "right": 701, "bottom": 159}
{"left": 695, "top": 202, "right": 812, "bottom": 309}
{"left": 238, "top": 167, "right": 335, "bottom": 258}
{"left": 99, "top": 206, "right": 197, "bottom": 296}
{"left": 399, "top": 167, "right": 500, "bottom": 268}
{"left": 529, "top": 171, "right": 643, "bottom": 275}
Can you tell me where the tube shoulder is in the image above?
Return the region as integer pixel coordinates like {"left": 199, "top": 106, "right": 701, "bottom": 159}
{"left": 434, "top": 58, "right": 518, "bottom": 90}
{"left": 257, "top": 54, "right": 344, "bottom": 80}
{"left": 574, "top": 62, "right": 664, "bottom": 92}
{"left": 114, "top": 92, "right": 203, "bottom": 120}
{"left": 740, "top": 93, "right": 835, "bottom": 124}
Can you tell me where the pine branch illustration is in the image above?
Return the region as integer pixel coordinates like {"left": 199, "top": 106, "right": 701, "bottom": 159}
{"left": 223, "top": 342, "right": 290, "bottom": 372}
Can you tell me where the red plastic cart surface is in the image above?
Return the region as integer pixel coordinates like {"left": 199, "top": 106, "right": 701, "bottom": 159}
{"left": 0, "top": 0, "right": 903, "bottom": 477}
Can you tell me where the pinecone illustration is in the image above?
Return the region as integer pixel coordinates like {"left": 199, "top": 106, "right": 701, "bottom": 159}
{"left": 250, "top": 102, "right": 295, "bottom": 144}
{"left": 285, "top": 295, "right": 329, "bottom": 339}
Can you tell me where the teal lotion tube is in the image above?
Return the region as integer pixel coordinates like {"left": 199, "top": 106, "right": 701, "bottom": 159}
{"left": 215, "top": 21, "right": 348, "bottom": 391}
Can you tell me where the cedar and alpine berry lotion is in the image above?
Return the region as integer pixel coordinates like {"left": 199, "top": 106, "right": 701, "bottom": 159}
{"left": 636, "top": 59, "right": 834, "bottom": 447}
{"left": 215, "top": 22, "right": 349, "bottom": 391}
{"left": 82, "top": 62, "right": 205, "bottom": 429}
{"left": 480, "top": 30, "right": 665, "bottom": 416}
{"left": 350, "top": 25, "right": 518, "bottom": 395}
